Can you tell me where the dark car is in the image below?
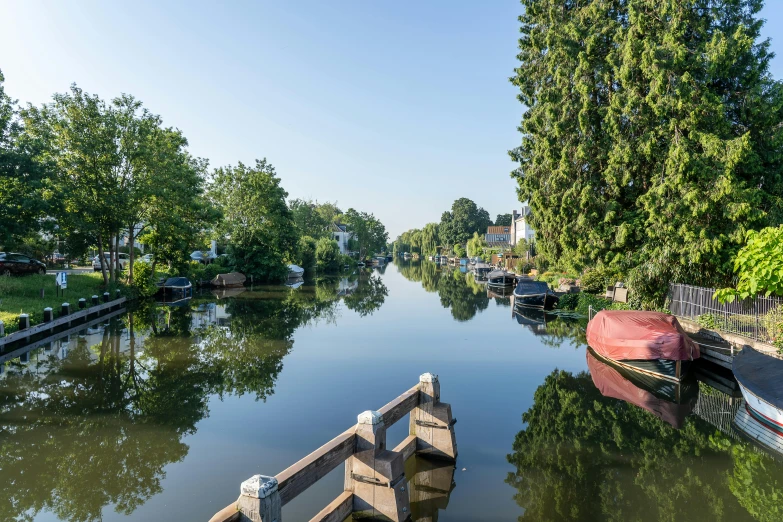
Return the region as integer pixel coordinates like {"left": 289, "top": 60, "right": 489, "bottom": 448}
{"left": 0, "top": 252, "right": 47, "bottom": 276}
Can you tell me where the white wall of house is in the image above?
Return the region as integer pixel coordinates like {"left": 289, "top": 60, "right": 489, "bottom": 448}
{"left": 511, "top": 206, "right": 535, "bottom": 246}
{"left": 332, "top": 230, "right": 353, "bottom": 255}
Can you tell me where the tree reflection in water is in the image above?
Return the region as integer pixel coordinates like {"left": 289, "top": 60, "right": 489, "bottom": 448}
{"left": 0, "top": 275, "right": 384, "bottom": 522}
{"left": 507, "top": 369, "right": 783, "bottom": 522}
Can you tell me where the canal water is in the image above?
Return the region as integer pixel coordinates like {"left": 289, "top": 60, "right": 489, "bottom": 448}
{"left": 1, "top": 261, "right": 782, "bottom": 522}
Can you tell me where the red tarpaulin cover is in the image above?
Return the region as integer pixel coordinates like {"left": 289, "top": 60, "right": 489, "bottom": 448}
{"left": 586, "top": 350, "right": 694, "bottom": 429}
{"left": 586, "top": 310, "right": 699, "bottom": 362}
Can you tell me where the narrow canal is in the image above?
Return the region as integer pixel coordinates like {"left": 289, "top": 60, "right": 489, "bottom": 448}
{"left": 1, "top": 261, "right": 782, "bottom": 521}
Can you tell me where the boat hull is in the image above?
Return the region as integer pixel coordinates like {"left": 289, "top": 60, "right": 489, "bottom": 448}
{"left": 588, "top": 346, "right": 691, "bottom": 382}
{"left": 488, "top": 276, "right": 515, "bottom": 287}
{"left": 738, "top": 382, "right": 783, "bottom": 435}
{"left": 513, "top": 292, "right": 559, "bottom": 310}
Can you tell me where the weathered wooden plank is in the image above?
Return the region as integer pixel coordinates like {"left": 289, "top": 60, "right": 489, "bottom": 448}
{"left": 276, "top": 429, "right": 356, "bottom": 506}
{"left": 308, "top": 491, "right": 353, "bottom": 522}
{"left": 378, "top": 384, "right": 420, "bottom": 427}
{"left": 0, "top": 308, "right": 127, "bottom": 364}
{"left": 0, "top": 297, "right": 127, "bottom": 348}
{"left": 207, "top": 499, "right": 240, "bottom": 522}
{"left": 392, "top": 435, "right": 418, "bottom": 462}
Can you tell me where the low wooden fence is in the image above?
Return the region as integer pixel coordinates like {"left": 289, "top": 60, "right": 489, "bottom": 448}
{"left": 208, "top": 373, "right": 458, "bottom": 522}
{"left": 668, "top": 283, "right": 783, "bottom": 345}
{"left": 0, "top": 293, "right": 126, "bottom": 349}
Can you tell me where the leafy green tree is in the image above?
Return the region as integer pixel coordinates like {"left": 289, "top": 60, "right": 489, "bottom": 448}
{"left": 289, "top": 199, "right": 331, "bottom": 238}
{"left": 420, "top": 223, "right": 439, "bottom": 256}
{"left": 495, "top": 213, "right": 512, "bottom": 226}
{"left": 437, "top": 267, "right": 489, "bottom": 321}
{"left": 343, "top": 208, "right": 388, "bottom": 259}
{"left": 0, "top": 69, "right": 51, "bottom": 251}
{"left": 296, "top": 235, "right": 317, "bottom": 270}
{"left": 210, "top": 159, "right": 297, "bottom": 282}
{"left": 315, "top": 237, "right": 340, "bottom": 273}
{"left": 453, "top": 244, "right": 466, "bottom": 258}
{"left": 467, "top": 231, "right": 488, "bottom": 258}
{"left": 511, "top": 0, "right": 783, "bottom": 307}
{"left": 715, "top": 225, "right": 783, "bottom": 302}
{"left": 439, "top": 198, "right": 492, "bottom": 247}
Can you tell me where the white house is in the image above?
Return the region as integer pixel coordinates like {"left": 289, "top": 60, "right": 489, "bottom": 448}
{"left": 511, "top": 206, "right": 535, "bottom": 246}
{"left": 331, "top": 223, "right": 353, "bottom": 255}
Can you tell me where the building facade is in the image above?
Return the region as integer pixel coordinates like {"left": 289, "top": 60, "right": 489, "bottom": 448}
{"left": 511, "top": 206, "right": 535, "bottom": 246}
{"left": 486, "top": 225, "right": 512, "bottom": 246}
{"left": 332, "top": 223, "right": 353, "bottom": 255}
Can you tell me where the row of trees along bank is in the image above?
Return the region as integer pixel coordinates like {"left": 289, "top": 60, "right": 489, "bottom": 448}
{"left": 393, "top": 197, "right": 497, "bottom": 257}
{"left": 511, "top": 0, "right": 783, "bottom": 308}
{"left": 0, "top": 71, "right": 387, "bottom": 287}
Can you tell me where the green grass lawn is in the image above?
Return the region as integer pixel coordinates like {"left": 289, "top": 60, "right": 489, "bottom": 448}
{"left": 0, "top": 273, "right": 121, "bottom": 333}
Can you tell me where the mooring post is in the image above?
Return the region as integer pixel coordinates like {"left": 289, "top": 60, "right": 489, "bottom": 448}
{"left": 0, "top": 320, "right": 4, "bottom": 337}
{"left": 236, "top": 475, "right": 281, "bottom": 522}
{"left": 18, "top": 313, "right": 30, "bottom": 333}
{"left": 103, "top": 292, "right": 110, "bottom": 303}
{"left": 79, "top": 298, "right": 86, "bottom": 310}
{"left": 410, "top": 373, "right": 458, "bottom": 460}
{"left": 346, "top": 410, "right": 409, "bottom": 521}
{"left": 91, "top": 295, "right": 99, "bottom": 306}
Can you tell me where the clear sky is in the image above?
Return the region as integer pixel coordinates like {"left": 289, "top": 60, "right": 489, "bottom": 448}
{"left": 1, "top": 1, "right": 782, "bottom": 239}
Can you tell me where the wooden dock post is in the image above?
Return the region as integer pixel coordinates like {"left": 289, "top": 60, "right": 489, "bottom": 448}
{"left": 410, "top": 373, "right": 457, "bottom": 460}
{"left": 346, "top": 410, "right": 409, "bottom": 521}
{"left": 236, "top": 475, "right": 281, "bottom": 522}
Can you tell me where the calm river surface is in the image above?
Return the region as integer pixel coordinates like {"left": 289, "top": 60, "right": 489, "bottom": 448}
{"left": 2, "top": 261, "right": 783, "bottom": 521}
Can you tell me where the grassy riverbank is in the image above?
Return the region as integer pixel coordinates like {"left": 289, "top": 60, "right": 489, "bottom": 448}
{"left": 0, "top": 273, "right": 122, "bottom": 332}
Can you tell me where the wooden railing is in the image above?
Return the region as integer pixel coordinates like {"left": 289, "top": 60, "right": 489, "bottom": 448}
{"left": 207, "top": 373, "right": 458, "bottom": 522}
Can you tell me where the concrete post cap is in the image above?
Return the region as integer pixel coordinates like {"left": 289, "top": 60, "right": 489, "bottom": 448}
{"left": 62, "top": 303, "right": 69, "bottom": 307}
{"left": 91, "top": 295, "right": 98, "bottom": 298}
{"left": 19, "top": 314, "right": 29, "bottom": 318}
{"left": 79, "top": 298, "right": 86, "bottom": 302}
{"left": 419, "top": 372, "right": 438, "bottom": 383}
{"left": 44, "top": 307, "right": 52, "bottom": 311}
{"left": 103, "top": 292, "right": 109, "bottom": 295}
{"left": 357, "top": 410, "right": 383, "bottom": 425}
{"left": 240, "top": 475, "right": 278, "bottom": 499}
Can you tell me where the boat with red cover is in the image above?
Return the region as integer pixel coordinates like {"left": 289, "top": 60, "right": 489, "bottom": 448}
{"left": 586, "top": 310, "right": 699, "bottom": 382}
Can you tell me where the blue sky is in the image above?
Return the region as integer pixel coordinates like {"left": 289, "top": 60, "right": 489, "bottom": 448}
{"left": 1, "top": 1, "right": 782, "bottom": 238}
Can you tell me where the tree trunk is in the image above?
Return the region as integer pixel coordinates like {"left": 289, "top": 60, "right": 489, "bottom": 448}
{"left": 114, "top": 234, "right": 121, "bottom": 284}
{"left": 128, "top": 224, "right": 135, "bottom": 284}
{"left": 97, "top": 233, "right": 109, "bottom": 286}
{"left": 108, "top": 235, "right": 116, "bottom": 286}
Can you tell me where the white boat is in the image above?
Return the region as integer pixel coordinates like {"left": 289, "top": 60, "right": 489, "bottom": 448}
{"left": 288, "top": 264, "right": 305, "bottom": 278}
{"left": 733, "top": 347, "right": 783, "bottom": 434}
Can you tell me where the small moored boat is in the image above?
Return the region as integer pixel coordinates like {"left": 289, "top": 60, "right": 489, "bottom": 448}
{"left": 211, "top": 272, "right": 246, "bottom": 288}
{"left": 157, "top": 277, "right": 193, "bottom": 300}
{"left": 733, "top": 347, "right": 783, "bottom": 437}
{"left": 586, "top": 310, "right": 699, "bottom": 382}
{"left": 487, "top": 270, "right": 516, "bottom": 287}
{"left": 288, "top": 264, "right": 305, "bottom": 278}
{"left": 513, "top": 278, "right": 559, "bottom": 310}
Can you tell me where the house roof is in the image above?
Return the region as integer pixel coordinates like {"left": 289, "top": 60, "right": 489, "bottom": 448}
{"left": 487, "top": 225, "right": 511, "bottom": 234}
{"left": 332, "top": 223, "right": 348, "bottom": 232}
{"left": 514, "top": 206, "right": 532, "bottom": 221}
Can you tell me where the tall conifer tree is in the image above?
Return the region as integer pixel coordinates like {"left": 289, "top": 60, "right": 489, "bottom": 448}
{"left": 511, "top": 0, "right": 783, "bottom": 305}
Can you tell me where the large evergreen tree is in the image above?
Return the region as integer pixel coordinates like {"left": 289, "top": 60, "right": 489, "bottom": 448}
{"left": 511, "top": 0, "right": 783, "bottom": 306}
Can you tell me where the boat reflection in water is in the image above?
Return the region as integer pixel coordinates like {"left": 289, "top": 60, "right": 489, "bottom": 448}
{"left": 512, "top": 306, "right": 555, "bottom": 336}
{"left": 587, "top": 348, "right": 699, "bottom": 429}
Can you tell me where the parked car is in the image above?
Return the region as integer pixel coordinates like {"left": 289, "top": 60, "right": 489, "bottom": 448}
{"left": 48, "top": 252, "right": 66, "bottom": 264}
{"left": 92, "top": 253, "right": 131, "bottom": 271}
{"left": 0, "top": 252, "right": 47, "bottom": 276}
{"left": 140, "top": 254, "right": 154, "bottom": 263}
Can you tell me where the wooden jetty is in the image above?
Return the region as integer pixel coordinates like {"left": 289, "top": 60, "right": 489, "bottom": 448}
{"left": 207, "top": 372, "right": 458, "bottom": 522}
